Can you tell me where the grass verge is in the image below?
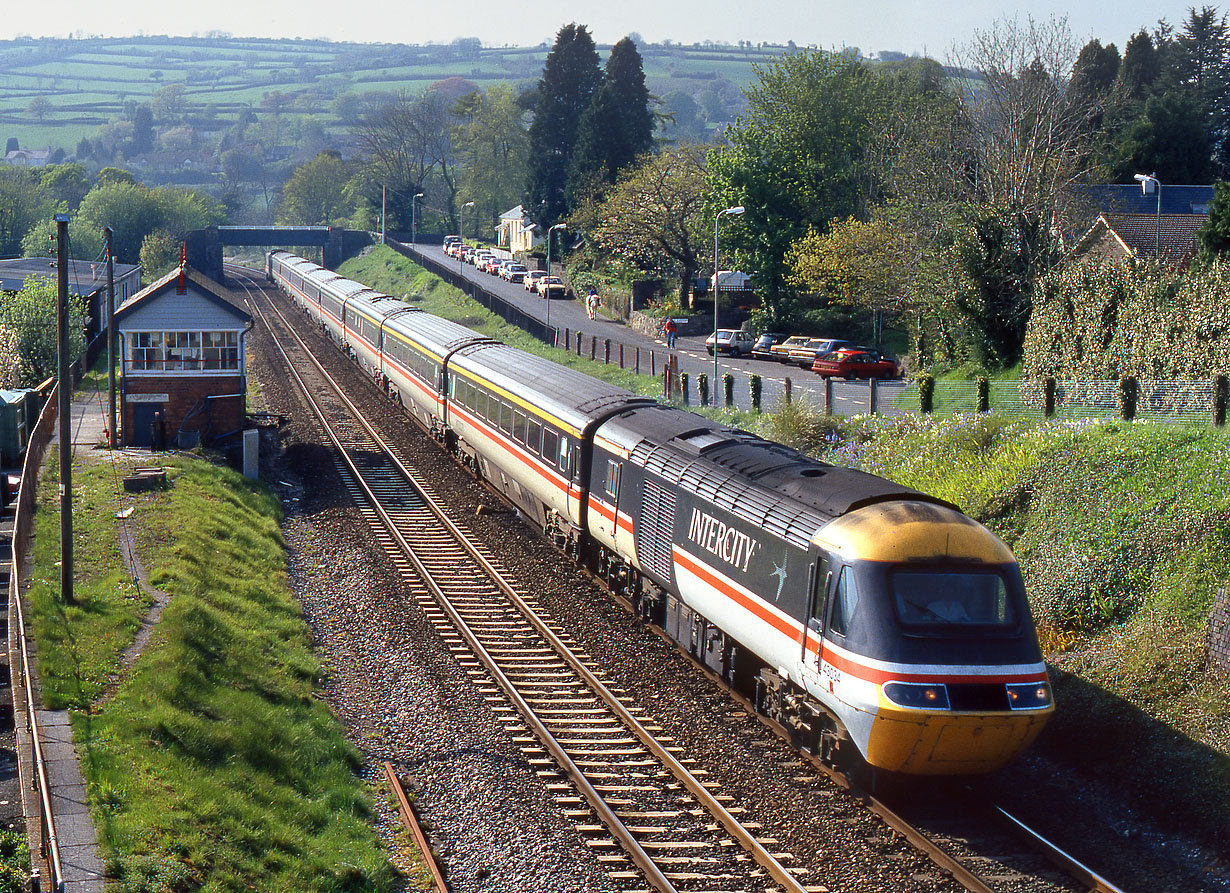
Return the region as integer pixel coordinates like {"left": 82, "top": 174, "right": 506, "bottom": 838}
{"left": 26, "top": 452, "right": 402, "bottom": 891}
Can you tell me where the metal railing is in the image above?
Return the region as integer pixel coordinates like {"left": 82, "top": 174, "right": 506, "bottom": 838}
{"left": 10, "top": 378, "right": 66, "bottom": 892}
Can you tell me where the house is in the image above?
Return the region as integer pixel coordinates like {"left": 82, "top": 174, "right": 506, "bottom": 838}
{"left": 1072, "top": 183, "right": 1214, "bottom": 216}
{"left": 114, "top": 264, "right": 251, "bottom": 448}
{"left": 2, "top": 148, "right": 51, "bottom": 167}
{"left": 496, "top": 205, "right": 538, "bottom": 254}
{"left": 1071, "top": 213, "right": 1208, "bottom": 266}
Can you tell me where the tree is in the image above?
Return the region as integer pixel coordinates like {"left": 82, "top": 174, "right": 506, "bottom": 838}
{"left": 0, "top": 168, "right": 51, "bottom": 258}
{"left": 0, "top": 276, "right": 86, "bottom": 384}
{"left": 1197, "top": 180, "right": 1230, "bottom": 260}
{"left": 525, "top": 23, "right": 602, "bottom": 226}
{"left": 1070, "top": 39, "right": 1121, "bottom": 108}
{"left": 706, "top": 49, "right": 888, "bottom": 322}
{"left": 1116, "top": 30, "right": 1160, "bottom": 99}
{"left": 139, "top": 230, "right": 180, "bottom": 279}
{"left": 39, "top": 163, "right": 90, "bottom": 210}
{"left": 1114, "top": 90, "right": 1213, "bottom": 182}
{"left": 567, "top": 37, "right": 655, "bottom": 206}
{"left": 150, "top": 84, "right": 188, "bottom": 123}
{"left": 278, "top": 151, "right": 354, "bottom": 226}
{"left": 454, "top": 84, "right": 530, "bottom": 237}
{"left": 26, "top": 95, "right": 52, "bottom": 121}
{"left": 571, "top": 144, "right": 711, "bottom": 305}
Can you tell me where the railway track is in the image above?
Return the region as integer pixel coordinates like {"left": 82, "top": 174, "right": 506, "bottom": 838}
{"left": 230, "top": 263, "right": 1129, "bottom": 893}
{"left": 237, "top": 266, "right": 822, "bottom": 892}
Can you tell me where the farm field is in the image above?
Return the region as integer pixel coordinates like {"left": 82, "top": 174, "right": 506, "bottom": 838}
{"left": 0, "top": 34, "right": 773, "bottom": 158}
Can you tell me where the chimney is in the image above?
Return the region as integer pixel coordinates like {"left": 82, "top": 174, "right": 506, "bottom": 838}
{"left": 177, "top": 243, "right": 186, "bottom": 295}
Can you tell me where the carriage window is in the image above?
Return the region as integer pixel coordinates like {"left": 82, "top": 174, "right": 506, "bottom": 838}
{"left": 827, "top": 567, "right": 859, "bottom": 637}
{"left": 605, "top": 460, "right": 620, "bottom": 498}
{"left": 542, "top": 429, "right": 558, "bottom": 464}
{"left": 513, "top": 411, "right": 527, "bottom": 444}
{"left": 892, "top": 572, "right": 1015, "bottom": 628}
{"left": 499, "top": 400, "right": 513, "bottom": 434}
{"left": 527, "top": 420, "right": 542, "bottom": 454}
{"left": 559, "top": 436, "right": 570, "bottom": 471}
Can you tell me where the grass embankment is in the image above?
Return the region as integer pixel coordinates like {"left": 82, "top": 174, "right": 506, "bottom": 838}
{"left": 27, "top": 452, "right": 402, "bottom": 891}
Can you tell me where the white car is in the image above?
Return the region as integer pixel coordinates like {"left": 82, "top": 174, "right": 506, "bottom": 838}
{"left": 500, "top": 263, "right": 528, "bottom": 283}
{"left": 705, "top": 329, "right": 756, "bottom": 357}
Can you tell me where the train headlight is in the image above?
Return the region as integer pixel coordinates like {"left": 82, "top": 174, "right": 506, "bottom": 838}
{"left": 883, "top": 681, "right": 950, "bottom": 710}
{"left": 1006, "top": 682, "right": 1052, "bottom": 710}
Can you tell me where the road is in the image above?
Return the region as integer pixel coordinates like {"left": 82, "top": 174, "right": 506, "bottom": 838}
{"left": 407, "top": 241, "right": 910, "bottom": 416}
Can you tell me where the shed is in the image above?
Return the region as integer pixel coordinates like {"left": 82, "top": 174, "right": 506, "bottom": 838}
{"left": 115, "top": 265, "right": 252, "bottom": 448}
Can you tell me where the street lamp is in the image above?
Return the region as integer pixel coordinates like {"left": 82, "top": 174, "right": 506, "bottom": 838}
{"left": 411, "top": 192, "right": 424, "bottom": 246}
{"left": 459, "top": 201, "right": 474, "bottom": 275}
{"left": 714, "top": 206, "right": 745, "bottom": 383}
{"left": 545, "top": 222, "right": 567, "bottom": 344}
{"left": 1134, "top": 172, "right": 1161, "bottom": 259}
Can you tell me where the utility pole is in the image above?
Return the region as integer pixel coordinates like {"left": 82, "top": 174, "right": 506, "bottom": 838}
{"left": 106, "top": 227, "right": 116, "bottom": 448}
{"left": 55, "top": 214, "right": 73, "bottom": 605}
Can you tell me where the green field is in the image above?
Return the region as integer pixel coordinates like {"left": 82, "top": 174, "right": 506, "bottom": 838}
{"left": 0, "top": 34, "right": 769, "bottom": 158}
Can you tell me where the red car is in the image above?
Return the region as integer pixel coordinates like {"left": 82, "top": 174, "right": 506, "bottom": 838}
{"left": 812, "top": 349, "right": 900, "bottom": 379}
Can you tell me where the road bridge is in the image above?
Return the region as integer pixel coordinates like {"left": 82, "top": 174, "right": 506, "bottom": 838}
{"left": 185, "top": 225, "right": 371, "bottom": 282}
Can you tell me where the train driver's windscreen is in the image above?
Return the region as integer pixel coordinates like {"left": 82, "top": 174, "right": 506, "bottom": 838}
{"left": 891, "top": 571, "right": 1016, "bottom": 628}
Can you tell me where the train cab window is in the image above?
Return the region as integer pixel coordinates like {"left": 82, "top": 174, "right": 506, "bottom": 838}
{"left": 513, "top": 411, "right": 527, "bottom": 445}
{"left": 558, "top": 436, "right": 571, "bottom": 473}
{"left": 827, "top": 567, "right": 859, "bottom": 638}
{"left": 808, "top": 557, "right": 831, "bottom": 631}
{"left": 892, "top": 571, "right": 1016, "bottom": 628}
{"left": 542, "top": 429, "right": 559, "bottom": 465}
{"left": 605, "top": 460, "right": 620, "bottom": 499}
{"left": 527, "top": 420, "right": 542, "bottom": 455}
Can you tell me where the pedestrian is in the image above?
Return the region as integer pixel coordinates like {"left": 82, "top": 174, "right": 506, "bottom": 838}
{"left": 587, "top": 288, "right": 599, "bottom": 320}
{"left": 664, "top": 317, "right": 677, "bottom": 349}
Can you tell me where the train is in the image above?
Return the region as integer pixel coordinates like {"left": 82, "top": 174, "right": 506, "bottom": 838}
{"left": 267, "top": 249, "right": 1054, "bottom": 776}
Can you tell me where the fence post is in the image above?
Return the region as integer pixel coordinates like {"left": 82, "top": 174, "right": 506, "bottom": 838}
{"left": 1216, "top": 374, "right": 1228, "bottom": 427}
{"left": 825, "top": 377, "right": 833, "bottom": 416}
{"left": 564, "top": 328, "right": 570, "bottom": 351}
{"left": 723, "top": 373, "right": 734, "bottom": 408}
{"left": 750, "top": 375, "right": 762, "bottom": 412}
{"left": 590, "top": 336, "right": 597, "bottom": 360}
{"left": 575, "top": 331, "right": 582, "bottom": 355}
{"left": 635, "top": 347, "right": 641, "bottom": 375}
{"left": 1119, "top": 376, "right": 1138, "bottom": 421}
{"left": 977, "top": 376, "right": 990, "bottom": 413}
{"left": 681, "top": 372, "right": 689, "bottom": 405}
{"left": 651, "top": 351, "right": 656, "bottom": 377}
{"left": 869, "top": 379, "right": 878, "bottom": 415}
{"left": 604, "top": 339, "right": 611, "bottom": 364}
{"left": 699, "top": 373, "right": 709, "bottom": 406}
{"left": 1043, "top": 377, "right": 1056, "bottom": 418}
{"left": 783, "top": 378, "right": 792, "bottom": 404}
{"left": 619, "top": 343, "right": 624, "bottom": 369}
{"left": 918, "top": 374, "right": 934, "bottom": 414}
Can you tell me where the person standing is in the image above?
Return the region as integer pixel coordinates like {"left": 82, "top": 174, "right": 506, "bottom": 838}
{"left": 664, "top": 317, "right": 677, "bottom": 349}
{"left": 587, "top": 287, "right": 599, "bottom": 320}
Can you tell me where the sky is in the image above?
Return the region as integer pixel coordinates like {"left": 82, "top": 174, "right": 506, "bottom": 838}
{"left": 1, "top": 0, "right": 1211, "bottom": 58}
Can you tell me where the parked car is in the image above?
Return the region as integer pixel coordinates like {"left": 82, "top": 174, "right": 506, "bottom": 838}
{"left": 538, "top": 276, "right": 567, "bottom": 298}
{"left": 751, "top": 332, "right": 788, "bottom": 360}
{"left": 769, "top": 335, "right": 813, "bottom": 363}
{"left": 524, "top": 270, "right": 547, "bottom": 291}
{"left": 812, "top": 348, "right": 900, "bottom": 379}
{"left": 500, "top": 263, "right": 528, "bottom": 282}
{"left": 788, "top": 337, "right": 851, "bottom": 367}
{"left": 705, "top": 329, "right": 756, "bottom": 357}
{"left": 485, "top": 258, "right": 507, "bottom": 275}
{"left": 443, "top": 235, "right": 461, "bottom": 250}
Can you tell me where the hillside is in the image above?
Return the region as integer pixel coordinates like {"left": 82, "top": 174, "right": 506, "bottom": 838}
{"left": 0, "top": 34, "right": 770, "bottom": 164}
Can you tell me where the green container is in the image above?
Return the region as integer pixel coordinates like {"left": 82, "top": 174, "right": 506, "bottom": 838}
{"left": 0, "top": 389, "right": 33, "bottom": 467}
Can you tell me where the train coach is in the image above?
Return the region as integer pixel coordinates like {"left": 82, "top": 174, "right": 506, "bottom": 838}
{"left": 267, "top": 250, "right": 1053, "bottom": 776}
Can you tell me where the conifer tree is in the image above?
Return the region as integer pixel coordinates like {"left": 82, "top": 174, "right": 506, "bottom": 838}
{"left": 525, "top": 23, "right": 601, "bottom": 226}
{"left": 567, "top": 37, "right": 655, "bottom": 208}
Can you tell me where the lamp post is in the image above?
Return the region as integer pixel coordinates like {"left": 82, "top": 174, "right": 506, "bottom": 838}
{"left": 459, "top": 201, "right": 474, "bottom": 275}
{"left": 1134, "top": 172, "right": 1161, "bottom": 259}
{"left": 411, "top": 192, "right": 424, "bottom": 246}
{"left": 713, "top": 206, "right": 745, "bottom": 384}
{"left": 545, "top": 222, "right": 567, "bottom": 343}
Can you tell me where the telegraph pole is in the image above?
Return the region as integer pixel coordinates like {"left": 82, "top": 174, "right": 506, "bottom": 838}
{"left": 106, "top": 227, "right": 116, "bottom": 448}
{"left": 55, "top": 214, "right": 73, "bottom": 604}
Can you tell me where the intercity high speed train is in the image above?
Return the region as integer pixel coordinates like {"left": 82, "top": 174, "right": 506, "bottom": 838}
{"left": 268, "top": 249, "right": 1054, "bottom": 775}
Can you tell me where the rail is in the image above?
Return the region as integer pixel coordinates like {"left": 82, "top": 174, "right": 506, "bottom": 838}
{"left": 10, "top": 380, "right": 65, "bottom": 892}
